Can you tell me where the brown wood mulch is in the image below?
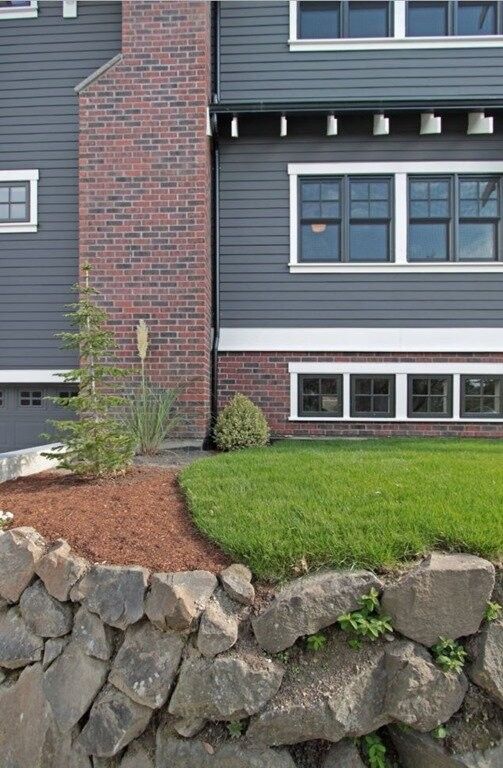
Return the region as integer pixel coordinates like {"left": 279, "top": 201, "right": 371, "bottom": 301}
{"left": 0, "top": 467, "right": 230, "bottom": 573}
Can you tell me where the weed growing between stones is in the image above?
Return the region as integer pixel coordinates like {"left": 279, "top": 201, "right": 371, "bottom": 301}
{"left": 484, "top": 601, "right": 502, "bottom": 622}
{"left": 337, "top": 588, "right": 393, "bottom": 650}
{"left": 304, "top": 632, "right": 327, "bottom": 652}
{"left": 431, "top": 637, "right": 468, "bottom": 673}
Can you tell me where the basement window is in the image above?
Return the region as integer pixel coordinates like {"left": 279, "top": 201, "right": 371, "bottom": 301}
{"left": 408, "top": 375, "right": 453, "bottom": 418}
{"left": 298, "top": 375, "right": 343, "bottom": 416}
{"left": 350, "top": 375, "right": 395, "bottom": 417}
{"left": 461, "top": 375, "right": 503, "bottom": 417}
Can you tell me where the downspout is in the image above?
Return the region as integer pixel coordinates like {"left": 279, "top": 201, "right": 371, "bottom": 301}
{"left": 208, "top": 0, "right": 221, "bottom": 446}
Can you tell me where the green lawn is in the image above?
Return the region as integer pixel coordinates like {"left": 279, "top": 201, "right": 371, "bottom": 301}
{"left": 180, "top": 439, "right": 503, "bottom": 581}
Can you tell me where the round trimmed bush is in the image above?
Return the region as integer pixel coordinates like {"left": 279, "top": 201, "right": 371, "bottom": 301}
{"left": 214, "top": 393, "right": 270, "bottom": 451}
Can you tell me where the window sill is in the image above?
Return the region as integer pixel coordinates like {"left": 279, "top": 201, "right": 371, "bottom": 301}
{"left": 0, "top": 7, "right": 37, "bottom": 20}
{"left": 289, "top": 262, "right": 503, "bottom": 274}
{"left": 288, "top": 35, "right": 503, "bottom": 52}
{"left": 0, "top": 224, "right": 37, "bottom": 234}
{"left": 289, "top": 416, "right": 503, "bottom": 423}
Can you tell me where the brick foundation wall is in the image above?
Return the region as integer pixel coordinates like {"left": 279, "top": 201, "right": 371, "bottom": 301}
{"left": 218, "top": 352, "right": 503, "bottom": 438}
{"left": 78, "top": 1, "right": 212, "bottom": 438}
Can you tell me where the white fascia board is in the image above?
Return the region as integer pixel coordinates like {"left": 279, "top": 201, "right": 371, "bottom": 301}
{"left": 218, "top": 328, "right": 503, "bottom": 353}
{"left": 0, "top": 370, "right": 73, "bottom": 384}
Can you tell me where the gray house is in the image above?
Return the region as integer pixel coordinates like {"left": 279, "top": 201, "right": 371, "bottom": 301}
{"left": 1, "top": 0, "right": 503, "bottom": 450}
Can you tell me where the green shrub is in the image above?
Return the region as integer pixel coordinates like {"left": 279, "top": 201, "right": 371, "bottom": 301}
{"left": 431, "top": 637, "right": 468, "bottom": 673}
{"left": 214, "top": 394, "right": 270, "bottom": 451}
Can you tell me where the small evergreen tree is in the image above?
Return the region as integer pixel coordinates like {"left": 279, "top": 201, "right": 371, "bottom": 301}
{"left": 43, "top": 264, "right": 135, "bottom": 479}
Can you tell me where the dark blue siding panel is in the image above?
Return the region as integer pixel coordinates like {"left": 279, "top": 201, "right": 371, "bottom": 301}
{"left": 218, "top": 115, "right": 503, "bottom": 328}
{"left": 219, "top": 1, "right": 503, "bottom": 103}
{"left": 0, "top": 0, "right": 121, "bottom": 369}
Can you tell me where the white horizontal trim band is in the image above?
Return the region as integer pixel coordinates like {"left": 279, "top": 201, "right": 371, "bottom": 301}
{"left": 288, "top": 37, "right": 503, "bottom": 51}
{"left": 288, "top": 263, "right": 503, "bottom": 273}
{"left": 288, "top": 162, "right": 503, "bottom": 176}
{"left": 0, "top": 370, "right": 72, "bottom": 384}
{"left": 0, "top": 170, "right": 39, "bottom": 182}
{"left": 218, "top": 328, "right": 503, "bottom": 352}
{"left": 289, "top": 362, "right": 503, "bottom": 374}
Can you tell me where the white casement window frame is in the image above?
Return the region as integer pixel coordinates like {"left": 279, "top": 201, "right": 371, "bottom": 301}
{"left": 289, "top": 0, "right": 503, "bottom": 51}
{"left": 289, "top": 362, "right": 503, "bottom": 422}
{"left": 0, "top": 0, "right": 38, "bottom": 20}
{"left": 0, "top": 169, "right": 39, "bottom": 233}
{"left": 289, "top": 161, "right": 503, "bottom": 273}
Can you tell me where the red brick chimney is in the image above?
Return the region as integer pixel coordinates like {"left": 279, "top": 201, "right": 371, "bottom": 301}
{"left": 78, "top": 0, "right": 212, "bottom": 438}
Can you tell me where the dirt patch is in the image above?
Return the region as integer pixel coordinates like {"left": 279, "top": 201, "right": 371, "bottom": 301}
{"left": 0, "top": 467, "right": 230, "bottom": 573}
{"left": 446, "top": 684, "right": 503, "bottom": 754}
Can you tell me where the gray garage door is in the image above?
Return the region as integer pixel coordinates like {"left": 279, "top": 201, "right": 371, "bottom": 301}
{"left": 0, "top": 385, "right": 77, "bottom": 453}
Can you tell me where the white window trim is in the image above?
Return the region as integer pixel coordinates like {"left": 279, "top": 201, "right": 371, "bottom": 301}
{"left": 289, "top": 161, "right": 503, "bottom": 273}
{"left": 218, "top": 327, "right": 503, "bottom": 353}
{"left": 289, "top": 362, "right": 503, "bottom": 422}
{"left": 0, "top": 1, "right": 38, "bottom": 20}
{"left": 0, "top": 370, "right": 72, "bottom": 384}
{"left": 63, "top": 0, "right": 77, "bottom": 19}
{"left": 0, "top": 169, "right": 39, "bottom": 233}
{"left": 289, "top": 0, "right": 503, "bottom": 51}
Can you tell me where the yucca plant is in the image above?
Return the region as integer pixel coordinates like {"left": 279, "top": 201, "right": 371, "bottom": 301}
{"left": 123, "top": 320, "right": 181, "bottom": 455}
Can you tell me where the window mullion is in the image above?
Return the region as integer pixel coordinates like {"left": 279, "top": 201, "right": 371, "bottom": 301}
{"left": 342, "top": 0, "right": 348, "bottom": 38}
{"left": 396, "top": 173, "right": 407, "bottom": 263}
{"left": 450, "top": 0, "right": 457, "bottom": 36}
{"left": 453, "top": 375, "right": 461, "bottom": 419}
{"left": 342, "top": 176, "right": 349, "bottom": 263}
{"left": 452, "top": 175, "right": 458, "bottom": 262}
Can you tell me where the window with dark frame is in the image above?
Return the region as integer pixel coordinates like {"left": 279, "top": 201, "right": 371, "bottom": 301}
{"left": 407, "top": 1, "right": 500, "bottom": 37}
{"left": 0, "top": 182, "right": 29, "bottom": 223}
{"left": 0, "top": 1, "right": 33, "bottom": 8}
{"left": 350, "top": 375, "right": 395, "bottom": 417}
{"left": 19, "top": 390, "right": 42, "bottom": 407}
{"left": 461, "top": 375, "right": 503, "bottom": 417}
{"left": 299, "top": 176, "right": 392, "bottom": 263}
{"left": 408, "top": 375, "right": 453, "bottom": 418}
{"left": 298, "top": 375, "right": 343, "bottom": 416}
{"left": 408, "top": 175, "right": 501, "bottom": 262}
{"left": 298, "top": 1, "right": 392, "bottom": 40}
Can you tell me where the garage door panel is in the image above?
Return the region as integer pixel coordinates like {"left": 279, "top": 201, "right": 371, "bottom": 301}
{"left": 0, "top": 384, "right": 76, "bottom": 452}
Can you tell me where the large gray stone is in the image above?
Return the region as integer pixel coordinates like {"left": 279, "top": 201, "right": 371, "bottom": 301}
{"left": 389, "top": 726, "right": 503, "bottom": 768}
{"left": 78, "top": 684, "right": 152, "bottom": 757}
{"left": 73, "top": 564, "right": 149, "bottom": 630}
{"left": 109, "top": 619, "right": 185, "bottom": 709}
{"left": 247, "top": 633, "right": 388, "bottom": 746}
{"left": 197, "top": 591, "right": 240, "bottom": 657}
{"left": 36, "top": 539, "right": 89, "bottom": 602}
{"left": 168, "top": 651, "right": 284, "bottom": 721}
{"left": 73, "top": 605, "right": 114, "bottom": 661}
{"left": 0, "top": 527, "right": 46, "bottom": 602}
{"left": 322, "top": 740, "right": 366, "bottom": 768}
{"left": 19, "top": 579, "right": 73, "bottom": 638}
{"left": 220, "top": 563, "right": 255, "bottom": 606}
{"left": 468, "top": 620, "right": 503, "bottom": 707}
{"left": 43, "top": 640, "right": 109, "bottom": 731}
{"left": 145, "top": 571, "right": 217, "bottom": 632}
{"left": 0, "top": 663, "right": 74, "bottom": 768}
{"left": 252, "top": 569, "right": 383, "bottom": 653}
{"left": 385, "top": 640, "right": 468, "bottom": 731}
{"left": 0, "top": 606, "right": 44, "bottom": 668}
{"left": 382, "top": 553, "right": 495, "bottom": 647}
{"left": 155, "top": 733, "right": 297, "bottom": 768}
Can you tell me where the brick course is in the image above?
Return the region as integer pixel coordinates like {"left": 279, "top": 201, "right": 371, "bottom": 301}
{"left": 78, "top": 0, "right": 212, "bottom": 437}
{"left": 218, "top": 352, "right": 503, "bottom": 438}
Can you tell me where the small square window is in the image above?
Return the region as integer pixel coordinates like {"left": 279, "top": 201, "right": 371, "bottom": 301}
{"left": 350, "top": 375, "right": 395, "bottom": 417}
{"left": 19, "top": 389, "right": 42, "bottom": 407}
{"left": 298, "top": 375, "right": 343, "bottom": 417}
{"left": 461, "top": 376, "right": 503, "bottom": 417}
{"left": 0, "top": 182, "right": 29, "bottom": 223}
{"left": 408, "top": 376, "right": 452, "bottom": 418}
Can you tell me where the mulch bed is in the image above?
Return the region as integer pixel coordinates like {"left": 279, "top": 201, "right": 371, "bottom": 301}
{"left": 0, "top": 467, "right": 230, "bottom": 573}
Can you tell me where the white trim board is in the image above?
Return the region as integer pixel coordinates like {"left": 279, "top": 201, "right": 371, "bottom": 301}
{"left": 288, "top": 162, "right": 503, "bottom": 273}
{"left": 0, "top": 169, "right": 39, "bottom": 234}
{"left": 0, "top": 370, "right": 72, "bottom": 384}
{"left": 0, "top": 0, "right": 37, "bottom": 19}
{"left": 289, "top": 365, "right": 503, "bottom": 423}
{"left": 289, "top": 0, "right": 503, "bottom": 51}
{"left": 218, "top": 328, "right": 503, "bottom": 352}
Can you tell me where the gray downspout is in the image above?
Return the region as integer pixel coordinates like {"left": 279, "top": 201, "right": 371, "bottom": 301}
{"left": 208, "top": 1, "right": 220, "bottom": 447}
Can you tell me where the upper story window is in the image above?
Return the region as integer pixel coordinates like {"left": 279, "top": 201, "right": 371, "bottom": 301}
{"left": 291, "top": 0, "right": 503, "bottom": 50}
{"left": 298, "top": 1, "right": 392, "bottom": 39}
{"left": 407, "top": 1, "right": 499, "bottom": 37}
{"left": 0, "top": 0, "right": 38, "bottom": 19}
{"left": 0, "top": 170, "right": 39, "bottom": 233}
{"left": 289, "top": 161, "right": 503, "bottom": 273}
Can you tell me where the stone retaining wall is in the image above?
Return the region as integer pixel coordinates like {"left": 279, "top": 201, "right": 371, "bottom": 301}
{"left": 0, "top": 527, "right": 501, "bottom": 768}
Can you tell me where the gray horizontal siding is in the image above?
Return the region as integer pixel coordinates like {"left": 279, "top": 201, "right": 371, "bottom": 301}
{"left": 0, "top": 0, "right": 121, "bottom": 370}
{"left": 218, "top": 115, "right": 503, "bottom": 328}
{"left": 219, "top": 1, "right": 503, "bottom": 103}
